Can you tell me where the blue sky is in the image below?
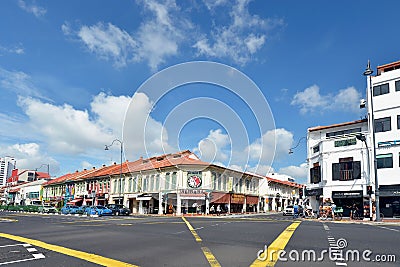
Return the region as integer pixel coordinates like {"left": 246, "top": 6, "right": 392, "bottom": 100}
{"left": 1, "top": 0, "right": 399, "bottom": 184}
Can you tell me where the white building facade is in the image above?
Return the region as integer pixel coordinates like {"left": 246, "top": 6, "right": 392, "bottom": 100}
{"left": 368, "top": 61, "right": 400, "bottom": 217}
{"left": 0, "top": 156, "right": 16, "bottom": 186}
{"left": 306, "top": 120, "right": 370, "bottom": 217}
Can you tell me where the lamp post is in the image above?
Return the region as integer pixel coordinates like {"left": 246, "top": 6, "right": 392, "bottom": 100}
{"left": 363, "top": 60, "right": 381, "bottom": 221}
{"left": 289, "top": 137, "right": 306, "bottom": 154}
{"left": 356, "top": 133, "right": 373, "bottom": 220}
{"left": 35, "top": 164, "right": 50, "bottom": 176}
{"left": 105, "top": 139, "right": 123, "bottom": 205}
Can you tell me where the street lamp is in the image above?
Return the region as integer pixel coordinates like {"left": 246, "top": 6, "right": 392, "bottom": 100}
{"left": 289, "top": 137, "right": 306, "bottom": 154}
{"left": 35, "top": 164, "right": 50, "bottom": 176}
{"left": 363, "top": 60, "right": 381, "bottom": 221}
{"left": 356, "top": 133, "right": 373, "bottom": 220}
{"left": 105, "top": 139, "right": 123, "bottom": 205}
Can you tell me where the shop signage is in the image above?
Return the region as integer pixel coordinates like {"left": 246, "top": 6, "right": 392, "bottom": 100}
{"left": 187, "top": 174, "right": 202, "bottom": 188}
{"left": 231, "top": 194, "right": 245, "bottom": 203}
{"left": 334, "top": 138, "right": 356, "bottom": 147}
{"left": 305, "top": 188, "right": 323, "bottom": 196}
{"left": 180, "top": 189, "right": 206, "bottom": 194}
{"left": 332, "top": 191, "right": 362, "bottom": 198}
{"left": 379, "top": 185, "right": 400, "bottom": 197}
{"left": 378, "top": 140, "right": 400, "bottom": 148}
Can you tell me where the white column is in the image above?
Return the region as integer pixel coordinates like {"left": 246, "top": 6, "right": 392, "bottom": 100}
{"left": 158, "top": 192, "right": 163, "bottom": 215}
{"left": 205, "top": 194, "right": 210, "bottom": 215}
{"left": 176, "top": 193, "right": 181, "bottom": 215}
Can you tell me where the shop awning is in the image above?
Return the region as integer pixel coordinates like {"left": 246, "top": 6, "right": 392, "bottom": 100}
{"left": 246, "top": 196, "right": 258, "bottom": 205}
{"left": 136, "top": 196, "right": 152, "bottom": 201}
{"left": 211, "top": 192, "right": 230, "bottom": 204}
{"left": 66, "top": 198, "right": 83, "bottom": 205}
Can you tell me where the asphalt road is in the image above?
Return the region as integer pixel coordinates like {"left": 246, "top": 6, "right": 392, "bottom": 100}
{"left": 0, "top": 211, "right": 398, "bottom": 267}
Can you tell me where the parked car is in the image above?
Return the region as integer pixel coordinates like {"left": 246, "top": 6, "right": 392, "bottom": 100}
{"left": 283, "top": 205, "right": 304, "bottom": 216}
{"left": 85, "top": 205, "right": 113, "bottom": 216}
{"left": 283, "top": 205, "right": 294, "bottom": 216}
{"left": 106, "top": 204, "right": 130, "bottom": 216}
{"left": 60, "top": 205, "right": 80, "bottom": 215}
{"left": 38, "top": 205, "right": 58, "bottom": 214}
{"left": 76, "top": 205, "right": 90, "bottom": 215}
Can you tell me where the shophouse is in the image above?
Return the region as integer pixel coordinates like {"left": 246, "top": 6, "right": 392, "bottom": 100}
{"left": 306, "top": 119, "right": 369, "bottom": 217}
{"left": 367, "top": 60, "right": 400, "bottom": 217}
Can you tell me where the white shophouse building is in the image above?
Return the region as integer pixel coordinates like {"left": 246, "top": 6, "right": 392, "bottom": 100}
{"left": 367, "top": 60, "right": 400, "bottom": 217}
{"left": 306, "top": 119, "right": 370, "bottom": 217}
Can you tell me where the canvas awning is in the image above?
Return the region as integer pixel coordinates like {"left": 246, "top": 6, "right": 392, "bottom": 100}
{"left": 66, "top": 198, "right": 83, "bottom": 205}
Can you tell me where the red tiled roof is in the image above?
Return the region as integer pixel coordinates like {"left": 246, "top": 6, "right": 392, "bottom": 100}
{"left": 36, "top": 172, "right": 50, "bottom": 179}
{"left": 308, "top": 119, "right": 367, "bottom": 132}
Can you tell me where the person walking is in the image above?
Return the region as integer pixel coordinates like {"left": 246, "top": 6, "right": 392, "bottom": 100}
{"left": 216, "top": 205, "right": 221, "bottom": 216}
{"left": 331, "top": 202, "right": 336, "bottom": 220}
{"left": 293, "top": 203, "right": 299, "bottom": 219}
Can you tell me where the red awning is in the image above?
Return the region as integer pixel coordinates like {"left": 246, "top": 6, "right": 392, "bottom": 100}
{"left": 246, "top": 196, "right": 259, "bottom": 205}
{"left": 66, "top": 198, "right": 83, "bottom": 205}
{"left": 211, "top": 192, "right": 230, "bottom": 204}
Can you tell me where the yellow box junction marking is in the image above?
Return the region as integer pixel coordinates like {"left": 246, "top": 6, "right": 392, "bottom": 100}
{"left": 0, "top": 233, "right": 137, "bottom": 267}
{"left": 181, "top": 217, "right": 221, "bottom": 267}
{"left": 250, "top": 221, "right": 301, "bottom": 267}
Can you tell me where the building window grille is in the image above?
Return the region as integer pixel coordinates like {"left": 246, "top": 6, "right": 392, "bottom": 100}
{"left": 395, "top": 80, "right": 400, "bottom": 92}
{"left": 374, "top": 117, "right": 391, "bottom": 133}
{"left": 310, "top": 166, "right": 321, "bottom": 184}
{"left": 397, "top": 115, "right": 400, "bottom": 129}
{"left": 373, "top": 83, "right": 389, "bottom": 96}
{"left": 332, "top": 160, "right": 361, "bottom": 181}
{"left": 377, "top": 154, "right": 393, "bottom": 169}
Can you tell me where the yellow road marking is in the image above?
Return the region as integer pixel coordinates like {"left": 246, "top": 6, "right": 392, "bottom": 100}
{"left": 181, "top": 217, "right": 221, "bottom": 267}
{"left": 182, "top": 216, "right": 202, "bottom": 242}
{"left": 0, "top": 233, "right": 138, "bottom": 267}
{"left": 250, "top": 221, "right": 301, "bottom": 267}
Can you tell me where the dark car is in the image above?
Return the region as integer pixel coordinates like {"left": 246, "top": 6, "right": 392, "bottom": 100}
{"left": 106, "top": 204, "right": 130, "bottom": 216}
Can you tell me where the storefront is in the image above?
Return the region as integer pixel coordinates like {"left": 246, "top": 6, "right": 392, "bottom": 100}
{"left": 230, "top": 193, "right": 245, "bottom": 213}
{"left": 305, "top": 188, "right": 323, "bottom": 212}
{"left": 180, "top": 189, "right": 207, "bottom": 214}
{"left": 379, "top": 184, "right": 400, "bottom": 218}
{"left": 332, "top": 190, "right": 363, "bottom": 217}
{"left": 246, "top": 195, "right": 258, "bottom": 212}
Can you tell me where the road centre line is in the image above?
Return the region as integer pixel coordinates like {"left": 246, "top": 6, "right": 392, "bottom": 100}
{"left": 250, "top": 221, "right": 302, "bottom": 267}
{"left": 0, "top": 233, "right": 137, "bottom": 267}
{"left": 377, "top": 226, "right": 400, "bottom": 232}
{"left": 181, "top": 217, "right": 221, "bottom": 267}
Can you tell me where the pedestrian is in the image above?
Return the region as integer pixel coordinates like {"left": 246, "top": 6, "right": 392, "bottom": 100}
{"left": 293, "top": 203, "right": 299, "bottom": 219}
{"left": 216, "top": 204, "right": 221, "bottom": 216}
{"left": 210, "top": 205, "right": 215, "bottom": 214}
{"left": 331, "top": 202, "right": 336, "bottom": 220}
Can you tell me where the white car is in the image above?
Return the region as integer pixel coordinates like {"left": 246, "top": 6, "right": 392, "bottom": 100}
{"left": 283, "top": 205, "right": 294, "bottom": 216}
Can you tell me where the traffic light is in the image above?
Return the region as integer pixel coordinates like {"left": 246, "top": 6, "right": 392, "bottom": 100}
{"left": 367, "top": 185, "right": 373, "bottom": 195}
{"left": 299, "top": 187, "right": 304, "bottom": 199}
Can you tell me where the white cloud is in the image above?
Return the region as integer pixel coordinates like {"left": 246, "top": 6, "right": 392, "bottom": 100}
{"left": 291, "top": 85, "right": 362, "bottom": 114}
{"left": 0, "top": 67, "right": 49, "bottom": 100}
{"left": 278, "top": 163, "right": 308, "bottom": 182}
{"left": 1, "top": 143, "right": 59, "bottom": 174}
{"left": 17, "top": 0, "right": 46, "bottom": 18}
{"left": 18, "top": 97, "right": 113, "bottom": 154}
{"left": 194, "top": 0, "right": 283, "bottom": 65}
{"left": 247, "top": 164, "right": 274, "bottom": 176}
{"left": 63, "top": 0, "right": 192, "bottom": 71}
{"left": 76, "top": 22, "right": 138, "bottom": 68}
{"left": 123, "top": 92, "right": 174, "bottom": 158}
{"left": 194, "top": 129, "right": 230, "bottom": 163}
{"left": 0, "top": 44, "right": 24, "bottom": 55}
{"left": 246, "top": 128, "right": 294, "bottom": 163}
{"left": 202, "top": 0, "right": 228, "bottom": 10}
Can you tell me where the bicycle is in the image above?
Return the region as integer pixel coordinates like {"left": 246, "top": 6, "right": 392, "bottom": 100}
{"left": 304, "top": 209, "right": 317, "bottom": 219}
